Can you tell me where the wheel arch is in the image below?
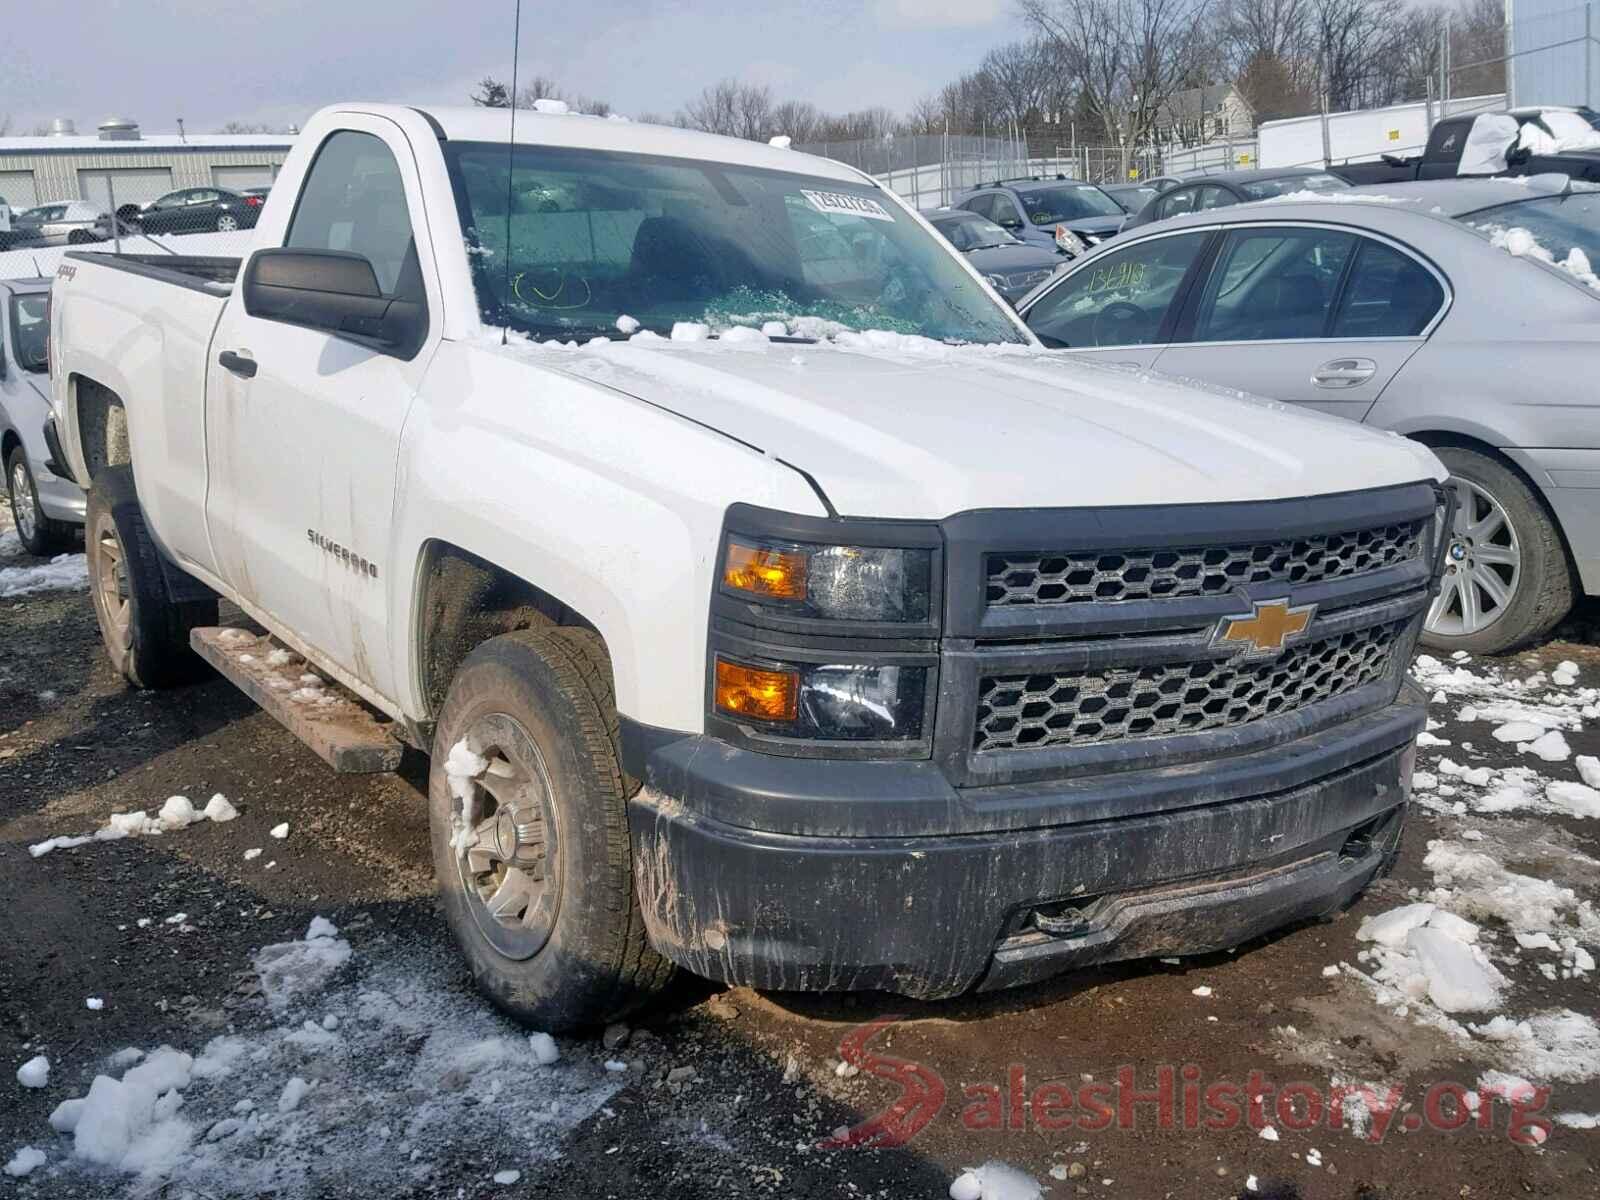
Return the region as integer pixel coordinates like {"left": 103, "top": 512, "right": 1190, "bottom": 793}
{"left": 1404, "top": 429, "right": 1576, "bottom": 560}
{"left": 411, "top": 540, "right": 613, "bottom": 727}
{"left": 68, "top": 373, "right": 132, "bottom": 480}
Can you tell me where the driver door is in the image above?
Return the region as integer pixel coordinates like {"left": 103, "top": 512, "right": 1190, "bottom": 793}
{"left": 1019, "top": 229, "right": 1214, "bottom": 368}
{"left": 205, "top": 120, "right": 439, "bottom": 702}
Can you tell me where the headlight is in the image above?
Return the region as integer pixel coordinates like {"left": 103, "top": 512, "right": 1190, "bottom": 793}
{"left": 1054, "top": 225, "right": 1086, "bottom": 255}
{"left": 721, "top": 537, "right": 931, "bottom": 623}
{"left": 714, "top": 655, "right": 927, "bottom": 740}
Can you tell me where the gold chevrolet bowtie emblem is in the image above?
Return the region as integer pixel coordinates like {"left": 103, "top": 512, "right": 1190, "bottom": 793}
{"left": 1213, "top": 598, "right": 1316, "bottom": 656}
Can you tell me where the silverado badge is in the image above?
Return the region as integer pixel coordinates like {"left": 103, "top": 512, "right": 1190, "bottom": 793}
{"left": 1213, "top": 598, "right": 1316, "bottom": 657}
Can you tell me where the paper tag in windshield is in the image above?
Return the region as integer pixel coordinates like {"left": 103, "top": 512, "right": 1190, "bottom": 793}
{"left": 801, "top": 189, "right": 893, "bottom": 222}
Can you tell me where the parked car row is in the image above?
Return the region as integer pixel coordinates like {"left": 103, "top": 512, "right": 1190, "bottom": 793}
{"left": 0, "top": 185, "right": 277, "bottom": 253}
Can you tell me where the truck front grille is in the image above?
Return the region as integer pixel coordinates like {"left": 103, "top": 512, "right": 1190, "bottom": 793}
{"left": 985, "top": 519, "right": 1427, "bottom": 607}
{"left": 972, "top": 618, "right": 1406, "bottom": 753}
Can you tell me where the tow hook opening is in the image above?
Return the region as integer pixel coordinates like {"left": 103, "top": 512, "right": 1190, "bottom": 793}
{"left": 1339, "top": 814, "right": 1386, "bottom": 864}
{"left": 1031, "top": 896, "right": 1104, "bottom": 938}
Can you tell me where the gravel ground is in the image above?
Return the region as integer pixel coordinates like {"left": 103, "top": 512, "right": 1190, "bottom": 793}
{"left": 2, "top": 507, "right": 1598, "bottom": 1200}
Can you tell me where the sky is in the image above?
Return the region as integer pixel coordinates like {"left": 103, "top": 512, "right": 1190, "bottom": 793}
{"left": 2, "top": 0, "right": 1021, "bottom": 137}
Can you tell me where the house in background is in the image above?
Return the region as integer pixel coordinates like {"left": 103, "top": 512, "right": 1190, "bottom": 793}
{"left": 1156, "top": 85, "right": 1256, "bottom": 147}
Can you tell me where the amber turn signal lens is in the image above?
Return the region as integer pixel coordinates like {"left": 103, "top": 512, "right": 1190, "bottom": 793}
{"left": 714, "top": 658, "right": 799, "bottom": 722}
{"left": 723, "top": 540, "right": 808, "bottom": 602}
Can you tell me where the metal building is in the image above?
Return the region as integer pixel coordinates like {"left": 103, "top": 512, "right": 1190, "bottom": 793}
{"left": 0, "top": 117, "right": 292, "bottom": 212}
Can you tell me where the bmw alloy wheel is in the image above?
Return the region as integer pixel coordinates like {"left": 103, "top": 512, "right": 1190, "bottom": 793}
{"left": 1426, "top": 476, "right": 1521, "bottom": 638}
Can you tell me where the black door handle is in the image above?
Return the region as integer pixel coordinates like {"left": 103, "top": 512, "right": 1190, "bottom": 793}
{"left": 218, "top": 350, "right": 257, "bottom": 379}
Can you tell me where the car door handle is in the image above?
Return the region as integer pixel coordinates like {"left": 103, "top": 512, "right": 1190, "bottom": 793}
{"left": 1311, "top": 357, "right": 1377, "bottom": 388}
{"left": 218, "top": 350, "right": 257, "bottom": 379}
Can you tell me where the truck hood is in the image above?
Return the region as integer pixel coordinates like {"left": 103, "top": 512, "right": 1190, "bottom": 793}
{"left": 527, "top": 338, "right": 1444, "bottom": 519}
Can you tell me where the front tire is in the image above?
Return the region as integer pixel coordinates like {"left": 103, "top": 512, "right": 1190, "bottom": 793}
{"left": 428, "top": 628, "right": 672, "bottom": 1032}
{"left": 1423, "top": 446, "right": 1574, "bottom": 655}
{"left": 85, "top": 465, "right": 217, "bottom": 687}
{"left": 6, "top": 447, "right": 75, "bottom": 557}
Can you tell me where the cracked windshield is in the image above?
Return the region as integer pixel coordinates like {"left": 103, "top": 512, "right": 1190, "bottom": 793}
{"left": 445, "top": 142, "right": 1025, "bottom": 345}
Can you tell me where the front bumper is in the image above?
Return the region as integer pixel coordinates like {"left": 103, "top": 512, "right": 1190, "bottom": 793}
{"left": 627, "top": 692, "right": 1419, "bottom": 999}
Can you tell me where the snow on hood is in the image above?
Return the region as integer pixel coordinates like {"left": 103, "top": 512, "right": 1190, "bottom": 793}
{"left": 497, "top": 332, "right": 1443, "bottom": 519}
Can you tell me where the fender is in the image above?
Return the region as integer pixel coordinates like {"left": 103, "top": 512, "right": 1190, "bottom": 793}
{"left": 388, "top": 339, "right": 823, "bottom": 729}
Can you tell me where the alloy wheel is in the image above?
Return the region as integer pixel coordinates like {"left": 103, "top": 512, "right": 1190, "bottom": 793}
{"left": 1426, "top": 476, "right": 1521, "bottom": 638}
{"left": 91, "top": 514, "right": 132, "bottom": 655}
{"left": 216, "top": 214, "right": 239, "bottom": 232}
{"left": 10, "top": 461, "right": 37, "bottom": 545}
{"left": 450, "top": 712, "right": 562, "bottom": 961}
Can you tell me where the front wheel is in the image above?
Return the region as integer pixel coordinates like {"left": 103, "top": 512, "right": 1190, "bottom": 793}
{"left": 1423, "top": 446, "right": 1574, "bottom": 655}
{"left": 6, "top": 447, "right": 75, "bottom": 557}
{"left": 428, "top": 628, "right": 672, "bottom": 1032}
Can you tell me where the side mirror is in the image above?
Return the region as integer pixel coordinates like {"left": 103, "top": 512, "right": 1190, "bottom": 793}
{"left": 999, "top": 218, "right": 1023, "bottom": 231}
{"left": 242, "top": 248, "right": 425, "bottom": 358}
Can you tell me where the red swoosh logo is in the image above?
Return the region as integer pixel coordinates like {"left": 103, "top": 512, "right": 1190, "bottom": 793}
{"left": 816, "top": 1015, "right": 946, "bottom": 1149}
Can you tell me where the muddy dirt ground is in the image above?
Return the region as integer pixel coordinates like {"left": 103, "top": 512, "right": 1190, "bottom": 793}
{"left": 2, "top": 515, "right": 1597, "bottom": 1199}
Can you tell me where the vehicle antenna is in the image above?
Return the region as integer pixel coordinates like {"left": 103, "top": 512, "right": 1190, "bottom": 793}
{"left": 502, "top": 0, "right": 522, "bottom": 346}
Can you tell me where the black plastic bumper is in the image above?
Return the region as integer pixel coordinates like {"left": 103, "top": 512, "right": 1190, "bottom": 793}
{"left": 627, "top": 695, "right": 1419, "bottom": 999}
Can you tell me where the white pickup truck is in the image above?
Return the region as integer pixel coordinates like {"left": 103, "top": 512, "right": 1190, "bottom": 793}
{"left": 48, "top": 103, "right": 1449, "bottom": 1029}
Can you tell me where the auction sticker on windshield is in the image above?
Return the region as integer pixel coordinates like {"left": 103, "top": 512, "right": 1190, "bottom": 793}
{"left": 801, "top": 189, "right": 894, "bottom": 222}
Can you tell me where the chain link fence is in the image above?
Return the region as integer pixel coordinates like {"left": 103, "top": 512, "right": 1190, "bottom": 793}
{"left": 0, "top": 166, "right": 276, "bottom": 281}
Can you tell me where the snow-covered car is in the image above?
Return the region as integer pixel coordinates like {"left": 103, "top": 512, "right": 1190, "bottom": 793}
{"left": 2, "top": 276, "right": 83, "bottom": 554}
{"left": 1016, "top": 174, "right": 1600, "bottom": 655}
{"left": 48, "top": 103, "right": 1448, "bottom": 1030}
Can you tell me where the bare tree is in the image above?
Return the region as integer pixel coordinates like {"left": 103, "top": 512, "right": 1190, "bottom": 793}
{"left": 770, "top": 99, "right": 824, "bottom": 143}
{"left": 0, "top": 114, "right": 11, "bottom": 136}
{"left": 680, "top": 79, "right": 776, "bottom": 141}
{"left": 980, "top": 39, "right": 1058, "bottom": 128}
{"left": 1021, "top": 0, "right": 1217, "bottom": 175}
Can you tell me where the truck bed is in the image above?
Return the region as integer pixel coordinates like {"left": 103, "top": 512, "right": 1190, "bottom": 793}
{"left": 64, "top": 251, "right": 240, "bottom": 295}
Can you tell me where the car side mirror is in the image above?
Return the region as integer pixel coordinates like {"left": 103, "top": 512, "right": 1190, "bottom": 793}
{"left": 999, "top": 218, "right": 1022, "bottom": 230}
{"left": 242, "top": 248, "right": 425, "bottom": 358}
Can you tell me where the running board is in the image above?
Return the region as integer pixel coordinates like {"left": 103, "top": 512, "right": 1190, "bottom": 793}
{"left": 190, "top": 627, "right": 405, "bottom": 773}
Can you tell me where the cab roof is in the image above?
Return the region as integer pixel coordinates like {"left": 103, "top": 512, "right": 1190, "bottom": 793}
{"left": 375, "top": 104, "right": 868, "bottom": 185}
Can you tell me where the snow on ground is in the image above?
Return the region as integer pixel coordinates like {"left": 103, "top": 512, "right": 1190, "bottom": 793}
{"left": 1310, "top": 651, "right": 1600, "bottom": 1107}
{"left": 28, "top": 794, "right": 241, "bottom": 858}
{"left": 0, "top": 552, "right": 88, "bottom": 599}
{"left": 8, "top": 918, "right": 621, "bottom": 1196}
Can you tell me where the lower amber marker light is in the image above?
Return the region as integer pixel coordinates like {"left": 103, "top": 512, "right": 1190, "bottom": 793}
{"left": 714, "top": 657, "right": 799, "bottom": 722}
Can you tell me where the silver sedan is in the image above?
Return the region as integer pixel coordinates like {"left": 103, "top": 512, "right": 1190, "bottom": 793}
{"left": 1015, "top": 176, "right": 1600, "bottom": 654}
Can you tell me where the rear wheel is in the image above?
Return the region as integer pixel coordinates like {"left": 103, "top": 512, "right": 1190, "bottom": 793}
{"left": 86, "top": 465, "right": 217, "bottom": 688}
{"left": 6, "top": 447, "right": 75, "bottom": 557}
{"left": 428, "top": 628, "right": 672, "bottom": 1032}
{"left": 215, "top": 213, "right": 239, "bottom": 233}
{"left": 1423, "top": 446, "right": 1573, "bottom": 655}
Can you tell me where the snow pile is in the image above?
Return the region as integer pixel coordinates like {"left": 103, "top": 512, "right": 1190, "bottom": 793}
{"left": 949, "top": 1160, "right": 1042, "bottom": 1200}
{"left": 1470, "top": 1011, "right": 1600, "bottom": 1083}
{"left": 0, "top": 552, "right": 89, "bottom": 598}
{"left": 17, "top": 1055, "right": 50, "bottom": 1088}
{"left": 1485, "top": 224, "right": 1600, "bottom": 292}
{"left": 3, "top": 1147, "right": 45, "bottom": 1177}
{"left": 29, "top": 793, "right": 243, "bottom": 857}
{"left": 1357, "top": 905, "right": 1505, "bottom": 1012}
{"left": 24, "top": 920, "right": 622, "bottom": 1194}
